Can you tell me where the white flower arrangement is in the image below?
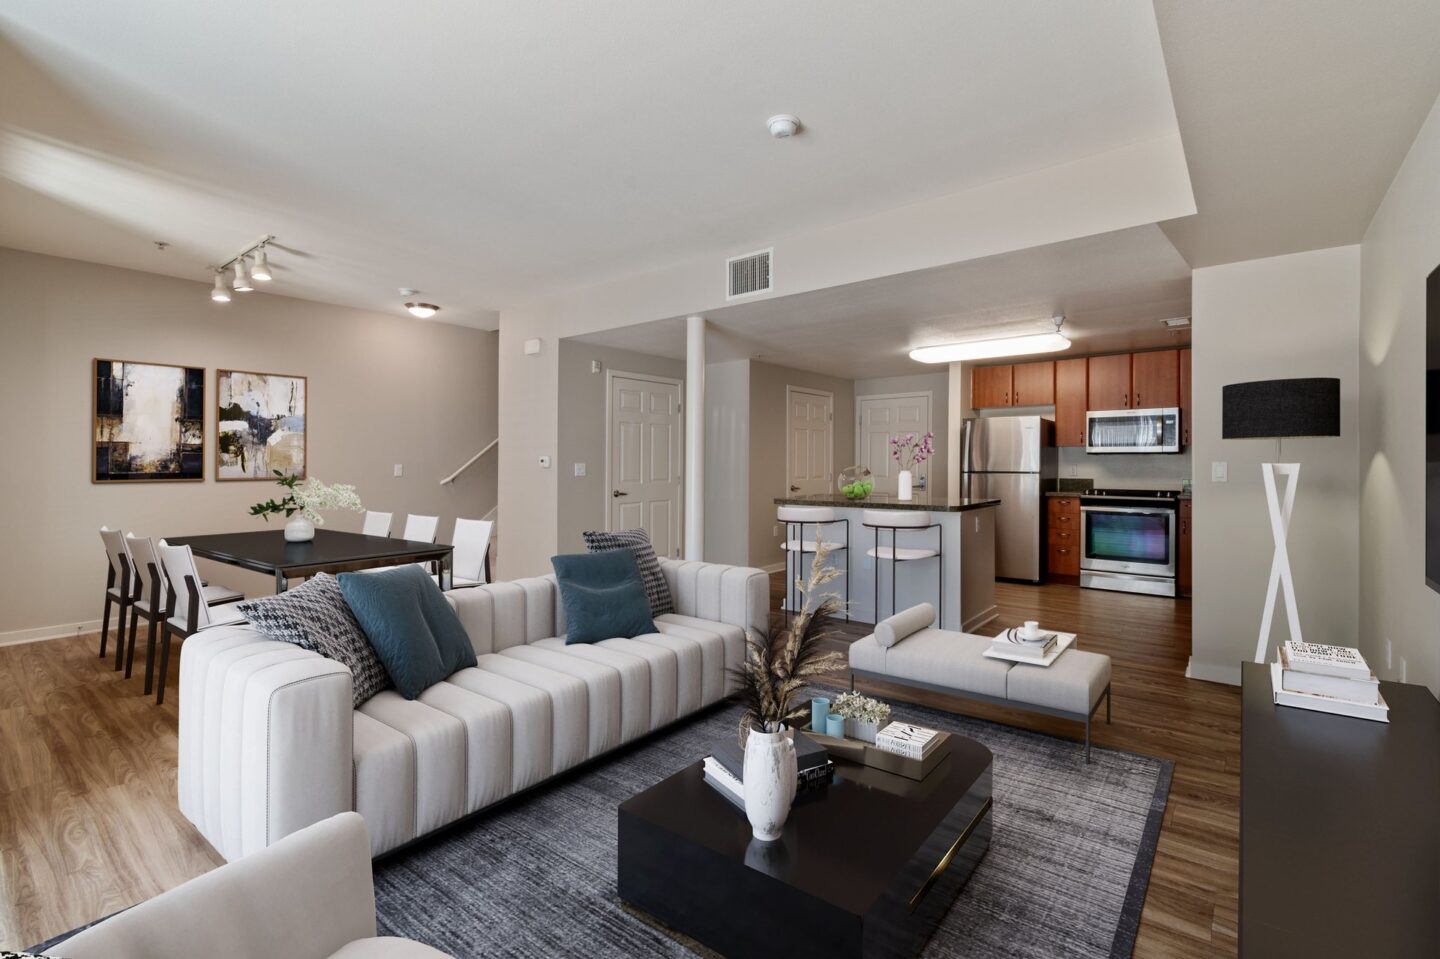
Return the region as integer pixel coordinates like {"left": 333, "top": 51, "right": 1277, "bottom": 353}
{"left": 830, "top": 691, "right": 891, "bottom": 725}
{"left": 249, "top": 471, "right": 364, "bottom": 525}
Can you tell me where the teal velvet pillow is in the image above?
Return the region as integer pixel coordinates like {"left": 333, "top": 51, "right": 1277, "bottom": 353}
{"left": 337, "top": 565, "right": 477, "bottom": 699}
{"left": 551, "top": 550, "right": 656, "bottom": 645}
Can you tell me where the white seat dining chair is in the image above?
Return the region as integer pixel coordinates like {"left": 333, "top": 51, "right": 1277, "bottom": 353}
{"left": 442, "top": 518, "right": 493, "bottom": 587}
{"left": 156, "top": 541, "right": 247, "bottom": 706}
{"left": 361, "top": 510, "right": 393, "bottom": 537}
{"left": 99, "top": 527, "right": 139, "bottom": 669}
{"left": 400, "top": 513, "right": 440, "bottom": 543}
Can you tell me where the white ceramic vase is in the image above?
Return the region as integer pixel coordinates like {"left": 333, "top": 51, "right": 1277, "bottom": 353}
{"left": 898, "top": 469, "right": 914, "bottom": 501}
{"left": 284, "top": 516, "right": 316, "bottom": 542}
{"left": 742, "top": 726, "right": 797, "bottom": 842}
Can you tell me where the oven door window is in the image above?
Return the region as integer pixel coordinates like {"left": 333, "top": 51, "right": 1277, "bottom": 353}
{"left": 1085, "top": 511, "right": 1171, "bottom": 564}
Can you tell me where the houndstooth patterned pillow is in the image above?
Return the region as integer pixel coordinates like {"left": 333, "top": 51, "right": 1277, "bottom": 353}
{"left": 582, "top": 528, "right": 674, "bottom": 617}
{"left": 238, "top": 573, "right": 392, "bottom": 707}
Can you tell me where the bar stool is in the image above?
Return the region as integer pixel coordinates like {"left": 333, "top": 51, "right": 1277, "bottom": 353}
{"left": 777, "top": 506, "right": 850, "bottom": 621}
{"left": 863, "top": 509, "right": 941, "bottom": 626}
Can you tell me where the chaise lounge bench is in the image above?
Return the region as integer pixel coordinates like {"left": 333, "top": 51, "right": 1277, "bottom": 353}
{"left": 848, "top": 603, "right": 1112, "bottom": 761}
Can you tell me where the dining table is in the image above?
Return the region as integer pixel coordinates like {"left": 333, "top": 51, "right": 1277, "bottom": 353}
{"left": 166, "top": 529, "right": 454, "bottom": 594}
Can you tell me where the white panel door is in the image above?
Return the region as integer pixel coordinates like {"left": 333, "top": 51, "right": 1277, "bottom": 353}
{"left": 857, "top": 393, "right": 933, "bottom": 495}
{"left": 608, "top": 373, "right": 683, "bottom": 557}
{"left": 785, "top": 387, "right": 833, "bottom": 496}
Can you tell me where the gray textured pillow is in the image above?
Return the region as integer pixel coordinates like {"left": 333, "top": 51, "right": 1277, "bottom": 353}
{"left": 875, "top": 603, "right": 936, "bottom": 648}
{"left": 582, "top": 528, "right": 674, "bottom": 616}
{"left": 238, "top": 573, "right": 391, "bottom": 707}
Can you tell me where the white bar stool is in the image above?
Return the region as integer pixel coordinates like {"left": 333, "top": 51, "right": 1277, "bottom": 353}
{"left": 862, "top": 509, "right": 941, "bottom": 626}
{"left": 777, "top": 505, "right": 850, "bottom": 620}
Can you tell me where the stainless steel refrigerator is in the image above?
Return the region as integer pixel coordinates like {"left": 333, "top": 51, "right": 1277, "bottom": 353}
{"left": 961, "top": 415, "right": 1056, "bottom": 582}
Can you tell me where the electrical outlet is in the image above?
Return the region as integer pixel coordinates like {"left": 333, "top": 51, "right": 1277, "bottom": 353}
{"left": 772, "top": 524, "right": 781, "bottom": 538}
{"left": 1399, "top": 657, "right": 1408, "bottom": 683}
{"left": 573, "top": 462, "right": 586, "bottom": 477}
{"left": 1068, "top": 464, "right": 1078, "bottom": 477}
{"left": 1385, "top": 638, "right": 1393, "bottom": 670}
{"left": 538, "top": 455, "right": 552, "bottom": 469}
{"left": 393, "top": 463, "right": 404, "bottom": 477}
{"left": 1211, "top": 461, "right": 1228, "bottom": 482}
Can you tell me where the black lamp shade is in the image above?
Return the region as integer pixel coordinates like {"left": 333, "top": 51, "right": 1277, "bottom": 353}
{"left": 1222, "top": 377, "right": 1340, "bottom": 438}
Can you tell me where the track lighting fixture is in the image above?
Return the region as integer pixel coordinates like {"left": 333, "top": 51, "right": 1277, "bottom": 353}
{"left": 211, "top": 273, "right": 231, "bottom": 303}
{"left": 250, "top": 248, "right": 272, "bottom": 282}
{"left": 232, "top": 258, "right": 253, "bottom": 293}
{"left": 406, "top": 302, "right": 440, "bottom": 319}
{"left": 206, "top": 234, "right": 275, "bottom": 304}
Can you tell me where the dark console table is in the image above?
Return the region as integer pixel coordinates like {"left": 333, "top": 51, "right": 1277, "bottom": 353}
{"left": 1241, "top": 662, "right": 1440, "bottom": 957}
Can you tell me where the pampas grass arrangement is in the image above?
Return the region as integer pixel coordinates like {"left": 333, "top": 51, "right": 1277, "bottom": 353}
{"left": 732, "top": 541, "right": 848, "bottom": 744}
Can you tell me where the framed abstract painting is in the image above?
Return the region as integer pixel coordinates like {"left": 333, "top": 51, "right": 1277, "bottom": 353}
{"left": 93, "top": 358, "right": 206, "bottom": 482}
{"left": 216, "top": 369, "right": 308, "bottom": 480}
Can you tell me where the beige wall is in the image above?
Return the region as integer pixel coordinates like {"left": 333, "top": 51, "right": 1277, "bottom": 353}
{"left": 1188, "top": 245, "right": 1361, "bottom": 684}
{"left": 1360, "top": 90, "right": 1440, "bottom": 697}
{"left": 555, "top": 340, "right": 685, "bottom": 555}
{"left": 747, "top": 361, "right": 855, "bottom": 569}
{"left": 0, "top": 247, "right": 498, "bottom": 640}
{"left": 497, "top": 137, "right": 1198, "bottom": 578}
{"left": 704, "top": 359, "right": 751, "bottom": 567}
{"left": 853, "top": 371, "right": 950, "bottom": 497}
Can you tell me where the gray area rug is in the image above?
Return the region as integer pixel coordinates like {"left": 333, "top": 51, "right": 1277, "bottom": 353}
{"left": 373, "top": 699, "right": 1171, "bottom": 959}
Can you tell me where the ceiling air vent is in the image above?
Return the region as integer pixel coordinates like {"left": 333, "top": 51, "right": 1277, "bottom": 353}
{"left": 726, "top": 248, "right": 773, "bottom": 300}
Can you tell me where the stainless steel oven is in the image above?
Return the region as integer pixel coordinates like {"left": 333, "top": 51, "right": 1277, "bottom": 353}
{"left": 1085, "top": 407, "right": 1181, "bottom": 453}
{"left": 1079, "top": 501, "right": 1177, "bottom": 596}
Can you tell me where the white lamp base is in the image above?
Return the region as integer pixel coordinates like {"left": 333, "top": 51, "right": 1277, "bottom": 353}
{"left": 1255, "top": 462, "right": 1303, "bottom": 663}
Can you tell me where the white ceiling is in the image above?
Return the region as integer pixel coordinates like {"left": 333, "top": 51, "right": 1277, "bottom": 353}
{"left": 1154, "top": 0, "right": 1440, "bottom": 267}
{"left": 0, "top": 1, "right": 1179, "bottom": 328}
{"left": 571, "top": 225, "right": 1193, "bottom": 379}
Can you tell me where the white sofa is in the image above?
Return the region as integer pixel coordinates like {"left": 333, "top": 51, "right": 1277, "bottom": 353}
{"left": 179, "top": 558, "right": 768, "bottom": 860}
{"left": 48, "top": 813, "right": 450, "bottom": 958}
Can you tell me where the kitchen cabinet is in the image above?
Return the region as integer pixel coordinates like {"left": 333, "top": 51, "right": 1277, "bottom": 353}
{"left": 1178, "top": 498, "right": 1192, "bottom": 597}
{"left": 1179, "top": 347, "right": 1192, "bottom": 447}
{"left": 1011, "top": 360, "right": 1055, "bottom": 407}
{"left": 1047, "top": 496, "right": 1081, "bottom": 580}
{"left": 1131, "top": 349, "right": 1180, "bottom": 410}
{"left": 1087, "top": 353, "right": 1132, "bottom": 410}
{"left": 971, "top": 364, "right": 1013, "bottom": 409}
{"left": 1054, "top": 357, "right": 1088, "bottom": 447}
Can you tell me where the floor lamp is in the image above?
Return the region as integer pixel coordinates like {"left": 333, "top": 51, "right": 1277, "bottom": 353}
{"left": 1221, "top": 377, "right": 1341, "bottom": 664}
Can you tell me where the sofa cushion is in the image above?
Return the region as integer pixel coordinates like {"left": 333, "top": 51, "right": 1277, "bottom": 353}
{"left": 582, "top": 528, "right": 674, "bottom": 616}
{"left": 237, "top": 574, "right": 390, "bottom": 707}
{"left": 874, "top": 603, "right": 935, "bottom": 649}
{"left": 1005, "top": 649, "right": 1111, "bottom": 716}
{"left": 339, "top": 566, "right": 477, "bottom": 699}
{"left": 328, "top": 938, "right": 455, "bottom": 959}
{"left": 852, "top": 628, "right": 1013, "bottom": 700}
{"left": 551, "top": 551, "right": 655, "bottom": 644}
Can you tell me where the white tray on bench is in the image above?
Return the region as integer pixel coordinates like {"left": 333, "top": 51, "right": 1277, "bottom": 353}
{"left": 983, "top": 631, "right": 1077, "bottom": 667}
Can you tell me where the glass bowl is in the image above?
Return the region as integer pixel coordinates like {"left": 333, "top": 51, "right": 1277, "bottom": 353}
{"left": 836, "top": 466, "right": 874, "bottom": 500}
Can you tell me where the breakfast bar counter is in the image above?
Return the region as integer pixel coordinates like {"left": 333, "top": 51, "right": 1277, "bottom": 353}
{"left": 774, "top": 494, "right": 1000, "bottom": 632}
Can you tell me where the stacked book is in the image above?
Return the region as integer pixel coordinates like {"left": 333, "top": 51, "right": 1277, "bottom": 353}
{"left": 702, "top": 733, "right": 834, "bottom": 809}
{"left": 990, "top": 626, "right": 1057, "bottom": 661}
{"left": 874, "top": 721, "right": 943, "bottom": 760}
{"left": 1273, "top": 640, "right": 1389, "bottom": 723}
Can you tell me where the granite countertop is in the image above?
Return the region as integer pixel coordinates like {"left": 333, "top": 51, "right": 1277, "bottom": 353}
{"left": 773, "top": 493, "right": 1001, "bottom": 512}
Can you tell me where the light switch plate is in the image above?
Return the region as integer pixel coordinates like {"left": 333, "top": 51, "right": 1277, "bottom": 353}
{"left": 1211, "top": 461, "right": 1228, "bottom": 482}
{"left": 393, "top": 463, "right": 404, "bottom": 477}
{"left": 573, "top": 462, "right": 586, "bottom": 477}
{"left": 538, "top": 455, "right": 552, "bottom": 469}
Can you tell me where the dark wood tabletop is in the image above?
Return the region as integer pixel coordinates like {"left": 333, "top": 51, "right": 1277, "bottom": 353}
{"left": 1241, "top": 661, "right": 1440, "bottom": 958}
{"left": 168, "top": 529, "right": 452, "bottom": 591}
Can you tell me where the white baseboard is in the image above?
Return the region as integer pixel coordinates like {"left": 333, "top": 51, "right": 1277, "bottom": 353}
{"left": 1185, "top": 657, "right": 1242, "bottom": 686}
{"left": 0, "top": 618, "right": 103, "bottom": 648}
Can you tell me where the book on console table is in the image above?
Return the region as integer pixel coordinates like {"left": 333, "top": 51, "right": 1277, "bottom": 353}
{"left": 701, "top": 756, "right": 833, "bottom": 811}
{"left": 874, "top": 721, "right": 944, "bottom": 760}
{"left": 1279, "top": 647, "right": 1381, "bottom": 705}
{"left": 1270, "top": 661, "right": 1389, "bottom": 723}
{"left": 989, "top": 628, "right": 1057, "bottom": 660}
{"left": 712, "top": 732, "right": 829, "bottom": 782}
{"left": 1280, "top": 641, "right": 1371, "bottom": 681}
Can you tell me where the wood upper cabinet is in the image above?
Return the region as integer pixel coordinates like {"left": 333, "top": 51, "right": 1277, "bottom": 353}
{"left": 1179, "top": 347, "right": 1192, "bottom": 447}
{"left": 1011, "top": 360, "right": 1055, "bottom": 407}
{"left": 1087, "top": 353, "right": 1132, "bottom": 410}
{"left": 971, "top": 364, "right": 1013, "bottom": 409}
{"left": 1178, "top": 498, "right": 1193, "bottom": 597}
{"left": 1054, "top": 357, "right": 1088, "bottom": 447}
{"left": 1131, "top": 349, "right": 1180, "bottom": 410}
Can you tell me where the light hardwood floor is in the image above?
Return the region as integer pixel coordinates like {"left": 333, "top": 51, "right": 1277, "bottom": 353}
{"left": 0, "top": 578, "right": 1239, "bottom": 956}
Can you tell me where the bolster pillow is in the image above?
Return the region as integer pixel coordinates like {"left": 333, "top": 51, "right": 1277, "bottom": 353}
{"left": 874, "top": 603, "right": 935, "bottom": 648}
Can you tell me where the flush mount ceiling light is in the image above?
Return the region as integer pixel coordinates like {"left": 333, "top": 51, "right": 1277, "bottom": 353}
{"left": 406, "top": 302, "right": 440, "bottom": 319}
{"left": 210, "top": 273, "right": 231, "bottom": 303}
{"left": 207, "top": 235, "right": 275, "bottom": 303}
{"left": 909, "top": 317, "right": 1071, "bottom": 364}
{"left": 767, "top": 114, "right": 801, "bottom": 138}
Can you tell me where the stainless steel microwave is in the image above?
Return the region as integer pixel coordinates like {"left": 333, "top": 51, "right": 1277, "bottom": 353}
{"left": 1085, "top": 407, "right": 1181, "bottom": 453}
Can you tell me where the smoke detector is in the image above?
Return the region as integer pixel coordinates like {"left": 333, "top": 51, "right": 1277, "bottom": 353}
{"left": 767, "top": 114, "right": 801, "bottom": 138}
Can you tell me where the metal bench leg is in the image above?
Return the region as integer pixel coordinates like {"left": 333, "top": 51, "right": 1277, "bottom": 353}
{"left": 1106, "top": 685, "right": 1112, "bottom": 724}
{"left": 1085, "top": 717, "right": 1091, "bottom": 763}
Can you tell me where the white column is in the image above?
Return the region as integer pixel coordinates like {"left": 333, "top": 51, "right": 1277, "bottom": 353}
{"left": 684, "top": 315, "right": 706, "bottom": 560}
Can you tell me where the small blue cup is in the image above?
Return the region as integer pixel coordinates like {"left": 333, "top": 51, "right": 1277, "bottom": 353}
{"left": 825, "top": 713, "right": 846, "bottom": 738}
{"left": 811, "top": 697, "right": 830, "bottom": 731}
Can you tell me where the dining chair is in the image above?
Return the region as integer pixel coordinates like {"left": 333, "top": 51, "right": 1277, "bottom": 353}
{"left": 99, "top": 527, "right": 139, "bottom": 670}
{"left": 443, "top": 518, "right": 493, "bottom": 587}
{"left": 362, "top": 510, "right": 393, "bottom": 537}
{"left": 126, "top": 535, "right": 245, "bottom": 696}
{"left": 156, "top": 541, "right": 247, "bottom": 706}
{"left": 401, "top": 514, "right": 439, "bottom": 543}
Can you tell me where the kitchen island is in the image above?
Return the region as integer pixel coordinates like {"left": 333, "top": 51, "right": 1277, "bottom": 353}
{"left": 773, "top": 493, "right": 1000, "bottom": 632}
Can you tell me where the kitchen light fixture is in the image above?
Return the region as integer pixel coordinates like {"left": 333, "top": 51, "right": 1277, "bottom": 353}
{"left": 250, "top": 248, "right": 272, "bottom": 282}
{"left": 405, "top": 302, "right": 440, "bottom": 319}
{"left": 210, "top": 273, "right": 231, "bottom": 303}
{"left": 909, "top": 317, "right": 1070, "bottom": 364}
{"left": 231, "top": 258, "right": 253, "bottom": 293}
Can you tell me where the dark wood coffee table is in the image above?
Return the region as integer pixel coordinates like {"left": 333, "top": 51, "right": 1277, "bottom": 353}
{"left": 618, "top": 735, "right": 993, "bottom": 959}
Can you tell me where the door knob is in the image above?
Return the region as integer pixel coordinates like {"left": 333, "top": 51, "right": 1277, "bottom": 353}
{"left": 789, "top": 485, "right": 800, "bottom": 492}
{"left": 612, "top": 490, "right": 627, "bottom": 497}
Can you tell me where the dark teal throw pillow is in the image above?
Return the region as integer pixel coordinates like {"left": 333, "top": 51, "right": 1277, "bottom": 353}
{"left": 338, "top": 565, "right": 477, "bottom": 699}
{"left": 552, "top": 550, "right": 656, "bottom": 645}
